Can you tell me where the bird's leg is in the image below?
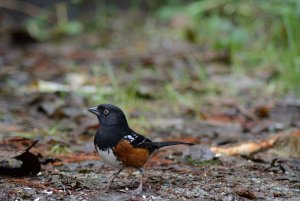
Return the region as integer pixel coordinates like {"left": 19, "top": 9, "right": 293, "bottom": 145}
{"left": 132, "top": 168, "right": 144, "bottom": 195}
{"left": 104, "top": 168, "right": 123, "bottom": 192}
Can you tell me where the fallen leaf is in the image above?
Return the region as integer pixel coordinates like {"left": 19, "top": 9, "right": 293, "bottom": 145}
{"left": 0, "top": 140, "right": 41, "bottom": 176}
{"left": 211, "top": 130, "right": 300, "bottom": 158}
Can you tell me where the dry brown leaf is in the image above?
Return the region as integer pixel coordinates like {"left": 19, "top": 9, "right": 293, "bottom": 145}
{"left": 211, "top": 130, "right": 300, "bottom": 157}
{"left": 0, "top": 139, "right": 41, "bottom": 176}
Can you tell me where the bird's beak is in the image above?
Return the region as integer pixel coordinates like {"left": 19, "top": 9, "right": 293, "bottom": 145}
{"left": 88, "top": 107, "right": 99, "bottom": 116}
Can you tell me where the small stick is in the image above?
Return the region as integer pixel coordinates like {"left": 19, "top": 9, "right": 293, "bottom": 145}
{"left": 25, "top": 140, "right": 39, "bottom": 152}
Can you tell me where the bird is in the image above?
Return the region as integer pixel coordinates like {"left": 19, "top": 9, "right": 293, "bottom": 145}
{"left": 88, "top": 104, "right": 194, "bottom": 195}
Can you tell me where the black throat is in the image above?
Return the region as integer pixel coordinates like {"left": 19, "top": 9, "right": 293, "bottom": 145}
{"left": 94, "top": 124, "right": 130, "bottom": 151}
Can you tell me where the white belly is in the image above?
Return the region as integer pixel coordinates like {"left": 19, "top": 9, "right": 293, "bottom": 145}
{"left": 96, "top": 147, "right": 122, "bottom": 168}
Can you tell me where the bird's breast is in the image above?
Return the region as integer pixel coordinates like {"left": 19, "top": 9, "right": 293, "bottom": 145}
{"left": 96, "top": 146, "right": 123, "bottom": 168}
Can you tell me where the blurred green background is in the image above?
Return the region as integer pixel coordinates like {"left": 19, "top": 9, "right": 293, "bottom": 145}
{"left": 1, "top": 0, "right": 300, "bottom": 114}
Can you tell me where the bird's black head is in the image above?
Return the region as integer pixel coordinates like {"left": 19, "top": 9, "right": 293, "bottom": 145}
{"left": 88, "top": 104, "right": 129, "bottom": 127}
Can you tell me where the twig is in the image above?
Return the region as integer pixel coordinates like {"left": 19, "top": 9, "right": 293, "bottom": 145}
{"left": 25, "top": 140, "right": 39, "bottom": 152}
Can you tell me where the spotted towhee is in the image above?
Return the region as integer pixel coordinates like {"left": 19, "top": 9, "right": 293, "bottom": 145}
{"left": 88, "top": 104, "right": 194, "bottom": 194}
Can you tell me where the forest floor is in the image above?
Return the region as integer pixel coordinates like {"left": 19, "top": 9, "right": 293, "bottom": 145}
{"left": 1, "top": 13, "right": 300, "bottom": 201}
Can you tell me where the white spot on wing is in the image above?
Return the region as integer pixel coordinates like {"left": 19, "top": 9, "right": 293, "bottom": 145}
{"left": 124, "top": 135, "right": 135, "bottom": 142}
{"left": 137, "top": 138, "right": 145, "bottom": 146}
{"left": 96, "top": 147, "right": 122, "bottom": 168}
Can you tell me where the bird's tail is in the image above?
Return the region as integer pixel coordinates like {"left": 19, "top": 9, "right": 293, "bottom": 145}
{"left": 153, "top": 141, "right": 195, "bottom": 149}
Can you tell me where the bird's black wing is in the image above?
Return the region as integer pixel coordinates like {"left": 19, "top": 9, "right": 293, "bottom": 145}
{"left": 122, "top": 129, "right": 194, "bottom": 153}
{"left": 122, "top": 129, "right": 158, "bottom": 153}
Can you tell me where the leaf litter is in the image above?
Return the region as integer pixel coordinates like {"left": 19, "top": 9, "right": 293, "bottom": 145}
{"left": 0, "top": 13, "right": 300, "bottom": 201}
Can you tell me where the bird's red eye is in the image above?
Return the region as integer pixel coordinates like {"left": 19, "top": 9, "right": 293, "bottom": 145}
{"left": 103, "top": 109, "right": 109, "bottom": 115}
